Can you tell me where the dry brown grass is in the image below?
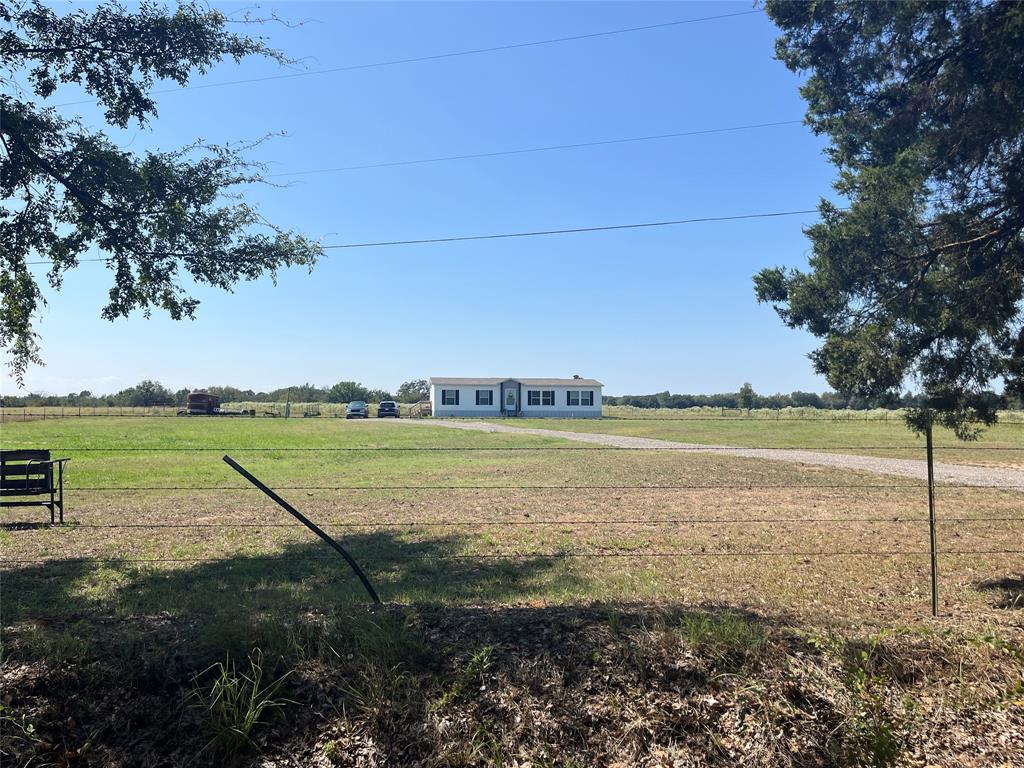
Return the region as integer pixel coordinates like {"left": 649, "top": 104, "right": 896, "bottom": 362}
{"left": 3, "top": 449, "right": 1021, "bottom": 628}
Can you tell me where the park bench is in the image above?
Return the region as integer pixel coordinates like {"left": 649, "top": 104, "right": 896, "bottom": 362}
{"left": 0, "top": 450, "right": 70, "bottom": 524}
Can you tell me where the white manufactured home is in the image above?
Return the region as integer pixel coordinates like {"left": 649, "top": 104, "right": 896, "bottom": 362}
{"left": 429, "top": 377, "right": 603, "bottom": 418}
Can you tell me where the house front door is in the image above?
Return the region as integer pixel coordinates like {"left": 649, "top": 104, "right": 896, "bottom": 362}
{"left": 504, "top": 387, "right": 517, "bottom": 414}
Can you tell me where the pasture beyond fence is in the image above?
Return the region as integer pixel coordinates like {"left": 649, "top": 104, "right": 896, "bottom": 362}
{"left": 0, "top": 402, "right": 412, "bottom": 421}
{"left": 4, "top": 403, "right": 1024, "bottom": 423}
{"left": 1, "top": 415, "right": 1021, "bottom": 625}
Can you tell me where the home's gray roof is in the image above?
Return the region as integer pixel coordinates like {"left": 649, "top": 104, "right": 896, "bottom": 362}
{"left": 430, "top": 377, "right": 603, "bottom": 387}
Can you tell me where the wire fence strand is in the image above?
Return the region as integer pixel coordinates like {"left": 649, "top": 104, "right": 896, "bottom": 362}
{"left": 3, "top": 550, "right": 1022, "bottom": 567}
{"left": 4, "top": 444, "right": 1022, "bottom": 451}
{"left": 57, "top": 483, "right": 1024, "bottom": 491}
{"left": 18, "top": 516, "right": 1020, "bottom": 529}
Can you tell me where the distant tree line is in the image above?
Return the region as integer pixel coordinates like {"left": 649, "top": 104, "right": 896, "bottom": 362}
{"left": 6, "top": 379, "right": 1018, "bottom": 411}
{"left": 602, "top": 383, "right": 1020, "bottom": 411}
{"left": 1, "top": 379, "right": 432, "bottom": 407}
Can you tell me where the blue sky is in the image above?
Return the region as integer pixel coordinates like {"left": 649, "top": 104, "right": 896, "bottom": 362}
{"left": 5, "top": 1, "right": 842, "bottom": 397}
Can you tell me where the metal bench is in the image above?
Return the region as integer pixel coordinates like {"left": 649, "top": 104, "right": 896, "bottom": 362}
{"left": 0, "top": 450, "right": 70, "bottom": 524}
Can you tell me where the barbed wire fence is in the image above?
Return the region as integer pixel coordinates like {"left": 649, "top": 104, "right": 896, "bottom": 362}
{"left": 4, "top": 405, "right": 1024, "bottom": 423}
{"left": 2, "top": 427, "right": 1022, "bottom": 617}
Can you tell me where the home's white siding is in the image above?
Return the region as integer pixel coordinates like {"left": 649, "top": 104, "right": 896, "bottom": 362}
{"left": 430, "top": 383, "right": 502, "bottom": 417}
{"left": 519, "top": 385, "right": 602, "bottom": 418}
{"left": 430, "top": 381, "right": 602, "bottom": 418}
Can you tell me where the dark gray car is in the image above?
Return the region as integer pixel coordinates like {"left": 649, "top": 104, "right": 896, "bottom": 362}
{"left": 345, "top": 400, "right": 369, "bottom": 419}
{"left": 377, "top": 400, "right": 400, "bottom": 418}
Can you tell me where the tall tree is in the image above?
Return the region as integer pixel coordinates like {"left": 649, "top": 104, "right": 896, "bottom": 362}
{"left": 112, "top": 378, "right": 173, "bottom": 406}
{"left": 396, "top": 379, "right": 429, "bottom": 403}
{"left": 738, "top": 382, "right": 755, "bottom": 411}
{"left": 1, "top": 1, "right": 322, "bottom": 383}
{"left": 326, "top": 381, "right": 369, "bottom": 404}
{"left": 754, "top": 0, "right": 1024, "bottom": 437}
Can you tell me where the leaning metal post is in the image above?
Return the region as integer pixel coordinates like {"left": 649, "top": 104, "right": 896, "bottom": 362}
{"left": 222, "top": 455, "right": 381, "bottom": 604}
{"left": 925, "top": 417, "right": 938, "bottom": 617}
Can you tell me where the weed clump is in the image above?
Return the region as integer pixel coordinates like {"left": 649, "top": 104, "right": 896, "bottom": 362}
{"left": 192, "top": 649, "right": 292, "bottom": 764}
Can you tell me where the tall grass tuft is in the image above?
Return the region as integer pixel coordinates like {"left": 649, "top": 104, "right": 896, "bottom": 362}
{"left": 193, "top": 649, "right": 292, "bottom": 764}
{"left": 677, "top": 611, "right": 768, "bottom": 663}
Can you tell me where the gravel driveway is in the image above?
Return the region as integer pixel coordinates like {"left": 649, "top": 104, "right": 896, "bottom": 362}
{"left": 401, "top": 419, "right": 1024, "bottom": 491}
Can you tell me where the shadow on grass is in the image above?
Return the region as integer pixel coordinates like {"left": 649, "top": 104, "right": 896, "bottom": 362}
{"left": 0, "top": 533, "right": 827, "bottom": 768}
{"left": 5, "top": 549, "right": 1019, "bottom": 767}
{"left": 1, "top": 573, "right": 790, "bottom": 768}
{"left": 0, "top": 521, "right": 57, "bottom": 531}
{"left": 1, "top": 529, "right": 593, "bottom": 659}
{"left": 977, "top": 574, "right": 1024, "bottom": 609}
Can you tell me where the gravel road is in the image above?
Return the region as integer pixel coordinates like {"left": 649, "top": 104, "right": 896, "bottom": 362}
{"left": 400, "top": 419, "right": 1024, "bottom": 491}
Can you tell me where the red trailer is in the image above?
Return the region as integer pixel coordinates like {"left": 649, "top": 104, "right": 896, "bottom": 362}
{"left": 178, "top": 392, "right": 254, "bottom": 416}
{"left": 186, "top": 392, "right": 220, "bottom": 415}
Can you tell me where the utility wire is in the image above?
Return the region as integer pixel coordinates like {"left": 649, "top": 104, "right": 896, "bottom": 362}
{"left": 271, "top": 120, "right": 803, "bottom": 176}
{"left": 23, "top": 209, "right": 820, "bottom": 265}
{"left": 51, "top": 10, "right": 762, "bottom": 108}
{"left": 322, "top": 210, "right": 818, "bottom": 249}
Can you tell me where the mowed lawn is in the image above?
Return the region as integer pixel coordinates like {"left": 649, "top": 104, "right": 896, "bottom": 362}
{"left": 1, "top": 417, "right": 1020, "bottom": 626}
{"left": 510, "top": 414, "right": 1024, "bottom": 468}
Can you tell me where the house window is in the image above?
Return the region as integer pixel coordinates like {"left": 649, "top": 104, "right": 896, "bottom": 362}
{"left": 441, "top": 389, "right": 459, "bottom": 406}
{"left": 476, "top": 390, "right": 493, "bottom": 406}
{"left": 528, "top": 390, "right": 558, "bottom": 406}
{"left": 568, "top": 390, "right": 594, "bottom": 406}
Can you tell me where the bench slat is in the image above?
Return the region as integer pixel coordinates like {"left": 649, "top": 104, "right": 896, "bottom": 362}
{"left": 1, "top": 465, "right": 52, "bottom": 479}
{"left": 1, "top": 481, "right": 53, "bottom": 493}
{"left": 0, "top": 449, "right": 51, "bottom": 462}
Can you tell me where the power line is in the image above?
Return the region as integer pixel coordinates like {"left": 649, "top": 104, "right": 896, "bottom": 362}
{"left": 18, "top": 208, "right": 820, "bottom": 266}
{"left": 50, "top": 10, "right": 762, "bottom": 108}
{"left": 321, "top": 210, "right": 820, "bottom": 249}
{"left": 270, "top": 120, "right": 803, "bottom": 176}
{"left": 23, "top": 208, "right": 819, "bottom": 265}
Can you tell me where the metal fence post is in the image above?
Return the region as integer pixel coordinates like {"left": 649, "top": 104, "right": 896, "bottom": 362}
{"left": 926, "top": 417, "right": 939, "bottom": 617}
{"left": 223, "top": 455, "right": 381, "bottom": 603}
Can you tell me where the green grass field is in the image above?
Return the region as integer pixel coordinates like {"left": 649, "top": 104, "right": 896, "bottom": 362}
{"left": 3, "top": 416, "right": 1020, "bottom": 616}
{"left": 2, "top": 417, "right": 1021, "bottom": 766}
{"left": 512, "top": 413, "right": 1024, "bottom": 467}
